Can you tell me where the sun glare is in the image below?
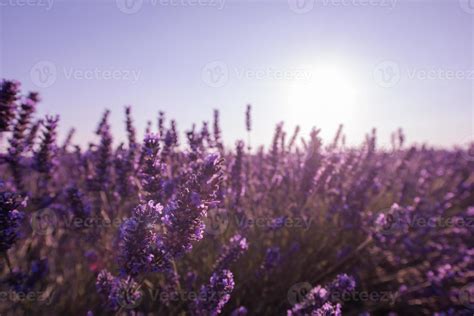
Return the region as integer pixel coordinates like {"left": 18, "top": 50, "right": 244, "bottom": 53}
{"left": 287, "top": 64, "right": 359, "bottom": 128}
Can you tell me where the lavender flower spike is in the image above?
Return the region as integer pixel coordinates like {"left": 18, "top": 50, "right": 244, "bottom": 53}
{"left": 194, "top": 269, "right": 235, "bottom": 316}
{"left": 0, "top": 79, "right": 20, "bottom": 132}
{"left": 214, "top": 234, "right": 249, "bottom": 271}
{"left": 0, "top": 191, "right": 25, "bottom": 253}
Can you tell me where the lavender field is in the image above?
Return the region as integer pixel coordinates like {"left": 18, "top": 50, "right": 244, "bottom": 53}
{"left": 0, "top": 79, "right": 472, "bottom": 315}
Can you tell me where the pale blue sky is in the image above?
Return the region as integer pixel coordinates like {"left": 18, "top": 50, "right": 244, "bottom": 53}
{"left": 0, "top": 0, "right": 472, "bottom": 149}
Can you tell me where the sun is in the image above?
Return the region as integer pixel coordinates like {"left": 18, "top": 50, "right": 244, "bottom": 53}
{"left": 287, "top": 64, "right": 359, "bottom": 129}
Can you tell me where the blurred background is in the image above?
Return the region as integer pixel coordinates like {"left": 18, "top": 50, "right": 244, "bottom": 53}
{"left": 0, "top": 0, "right": 472, "bottom": 148}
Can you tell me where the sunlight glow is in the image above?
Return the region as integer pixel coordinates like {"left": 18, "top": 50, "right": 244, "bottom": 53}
{"left": 287, "top": 64, "right": 359, "bottom": 128}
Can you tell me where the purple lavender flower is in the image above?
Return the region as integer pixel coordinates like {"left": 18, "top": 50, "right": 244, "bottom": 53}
{"left": 288, "top": 125, "right": 300, "bottom": 152}
{"left": 6, "top": 259, "right": 48, "bottom": 294}
{"left": 0, "top": 79, "right": 20, "bottom": 132}
{"left": 33, "top": 115, "right": 59, "bottom": 178}
{"left": 96, "top": 270, "right": 143, "bottom": 311}
{"left": 62, "top": 127, "right": 75, "bottom": 151}
{"left": 214, "top": 234, "right": 249, "bottom": 271}
{"left": 7, "top": 92, "right": 39, "bottom": 190}
{"left": 124, "top": 106, "right": 137, "bottom": 149}
{"left": 299, "top": 128, "right": 322, "bottom": 197}
{"left": 114, "top": 144, "right": 135, "bottom": 198}
{"left": 327, "top": 274, "right": 356, "bottom": 298}
{"left": 213, "top": 109, "right": 223, "bottom": 150}
{"left": 94, "top": 111, "right": 112, "bottom": 189}
{"left": 231, "top": 306, "right": 248, "bottom": 316}
{"left": 0, "top": 191, "right": 25, "bottom": 253}
{"left": 312, "top": 302, "right": 342, "bottom": 316}
{"left": 66, "top": 186, "right": 91, "bottom": 221}
{"left": 24, "top": 119, "right": 42, "bottom": 152}
{"left": 161, "top": 154, "right": 223, "bottom": 257}
{"left": 158, "top": 111, "right": 165, "bottom": 138}
{"left": 138, "top": 133, "right": 165, "bottom": 201}
{"left": 261, "top": 246, "right": 281, "bottom": 271}
{"left": 288, "top": 274, "right": 355, "bottom": 316}
{"left": 245, "top": 104, "right": 251, "bottom": 132}
{"left": 230, "top": 140, "right": 245, "bottom": 207}
{"left": 193, "top": 269, "right": 235, "bottom": 316}
{"left": 118, "top": 200, "right": 166, "bottom": 276}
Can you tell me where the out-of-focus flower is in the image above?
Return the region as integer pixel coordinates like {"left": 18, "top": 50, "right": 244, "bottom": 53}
{"left": 193, "top": 269, "right": 235, "bottom": 316}
{"left": 6, "top": 259, "right": 49, "bottom": 294}
{"left": 288, "top": 274, "right": 355, "bottom": 316}
{"left": 0, "top": 79, "right": 20, "bottom": 132}
{"left": 33, "top": 115, "right": 59, "bottom": 180}
{"left": 0, "top": 191, "right": 25, "bottom": 253}
{"left": 231, "top": 306, "right": 248, "bottom": 316}
{"left": 96, "top": 270, "right": 143, "bottom": 311}
{"left": 214, "top": 234, "right": 249, "bottom": 271}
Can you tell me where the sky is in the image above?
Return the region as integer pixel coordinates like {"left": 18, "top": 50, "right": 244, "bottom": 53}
{"left": 0, "top": 0, "right": 473, "bottom": 150}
